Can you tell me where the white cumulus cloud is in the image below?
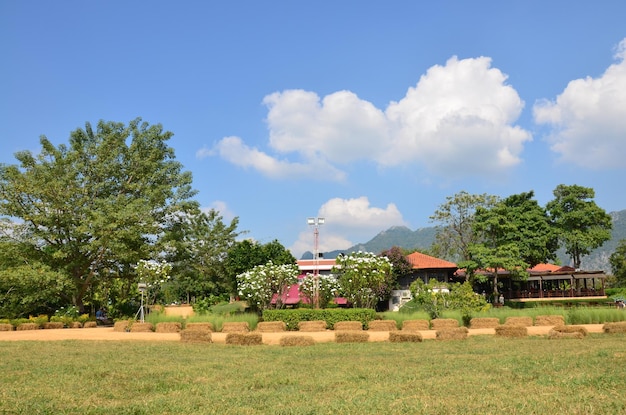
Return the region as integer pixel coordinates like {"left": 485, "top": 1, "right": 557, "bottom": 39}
{"left": 289, "top": 196, "right": 407, "bottom": 258}
{"left": 209, "top": 55, "right": 531, "bottom": 181}
{"left": 533, "top": 38, "right": 626, "bottom": 169}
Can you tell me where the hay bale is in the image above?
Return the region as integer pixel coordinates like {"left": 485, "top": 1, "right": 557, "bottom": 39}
{"left": 298, "top": 320, "right": 327, "bottom": 332}
{"left": 256, "top": 321, "right": 287, "bottom": 332}
{"left": 551, "top": 325, "right": 588, "bottom": 336}
{"left": 16, "top": 323, "right": 39, "bottom": 331}
{"left": 495, "top": 325, "right": 528, "bottom": 338}
{"left": 156, "top": 322, "right": 182, "bottom": 333}
{"left": 469, "top": 318, "right": 500, "bottom": 329}
{"left": 0, "top": 323, "right": 14, "bottom": 331}
{"left": 504, "top": 316, "right": 533, "bottom": 327}
{"left": 435, "top": 327, "right": 468, "bottom": 340}
{"left": 68, "top": 321, "right": 83, "bottom": 328}
{"left": 367, "top": 320, "right": 398, "bottom": 331}
{"left": 335, "top": 331, "right": 369, "bottom": 343}
{"left": 180, "top": 329, "right": 212, "bottom": 343}
{"left": 401, "top": 319, "right": 430, "bottom": 331}
{"left": 43, "top": 322, "right": 65, "bottom": 329}
{"left": 389, "top": 331, "right": 423, "bottom": 343}
{"left": 535, "top": 315, "right": 565, "bottom": 326}
{"left": 221, "top": 322, "right": 250, "bottom": 333}
{"left": 279, "top": 335, "right": 315, "bottom": 347}
{"left": 113, "top": 320, "right": 130, "bottom": 332}
{"left": 225, "top": 332, "right": 263, "bottom": 345}
{"left": 548, "top": 329, "right": 585, "bottom": 340}
{"left": 130, "top": 322, "right": 154, "bottom": 332}
{"left": 185, "top": 322, "right": 214, "bottom": 332}
{"left": 431, "top": 318, "right": 459, "bottom": 330}
{"left": 603, "top": 321, "right": 626, "bottom": 334}
{"left": 83, "top": 321, "right": 98, "bottom": 328}
{"left": 333, "top": 321, "right": 363, "bottom": 331}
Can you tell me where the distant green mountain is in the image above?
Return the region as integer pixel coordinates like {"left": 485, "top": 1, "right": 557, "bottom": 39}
{"left": 311, "top": 210, "right": 626, "bottom": 272}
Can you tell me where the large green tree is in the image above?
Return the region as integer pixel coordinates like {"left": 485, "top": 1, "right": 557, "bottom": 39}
{"left": 609, "top": 239, "right": 626, "bottom": 287}
{"left": 430, "top": 191, "right": 499, "bottom": 262}
{"left": 546, "top": 184, "right": 612, "bottom": 269}
{"left": 0, "top": 119, "right": 197, "bottom": 312}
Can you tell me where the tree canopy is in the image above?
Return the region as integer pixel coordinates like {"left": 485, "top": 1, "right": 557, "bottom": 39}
{"left": 0, "top": 119, "right": 198, "bottom": 312}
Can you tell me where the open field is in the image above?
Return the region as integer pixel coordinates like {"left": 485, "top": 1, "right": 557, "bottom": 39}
{"left": 1, "top": 331, "right": 625, "bottom": 414}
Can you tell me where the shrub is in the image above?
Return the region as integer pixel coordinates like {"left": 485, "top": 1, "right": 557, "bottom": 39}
{"left": 367, "top": 320, "right": 397, "bottom": 331}
{"left": 389, "top": 332, "right": 423, "bottom": 343}
{"left": 29, "top": 314, "right": 48, "bottom": 327}
{"left": 435, "top": 327, "right": 468, "bottom": 340}
{"left": 335, "top": 331, "right": 369, "bottom": 343}
{"left": 180, "top": 329, "right": 212, "bottom": 343}
{"left": 262, "top": 308, "right": 377, "bottom": 331}
{"left": 333, "top": 321, "right": 363, "bottom": 331}
{"left": 495, "top": 325, "right": 528, "bottom": 338}
{"left": 279, "top": 336, "right": 315, "bottom": 347}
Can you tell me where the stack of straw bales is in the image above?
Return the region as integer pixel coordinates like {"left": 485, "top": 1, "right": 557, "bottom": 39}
{"left": 298, "top": 320, "right": 327, "bottom": 332}
{"left": 221, "top": 322, "right": 250, "bottom": 333}
{"left": 279, "top": 335, "right": 315, "bottom": 346}
{"left": 535, "top": 315, "right": 565, "bottom": 326}
{"left": 335, "top": 331, "right": 369, "bottom": 343}
{"left": 367, "top": 320, "right": 397, "bottom": 331}
{"left": 225, "top": 332, "right": 263, "bottom": 345}
{"left": 469, "top": 318, "right": 500, "bottom": 329}
{"left": 401, "top": 319, "right": 430, "bottom": 331}
{"left": 256, "top": 321, "right": 286, "bottom": 332}
{"left": 603, "top": 321, "right": 626, "bottom": 334}
{"left": 333, "top": 321, "right": 363, "bottom": 331}
{"left": 431, "top": 319, "right": 459, "bottom": 330}
{"left": 156, "top": 322, "right": 182, "bottom": 333}
{"left": 548, "top": 325, "right": 587, "bottom": 339}
{"left": 435, "top": 327, "right": 468, "bottom": 340}
{"left": 389, "top": 331, "right": 423, "bottom": 343}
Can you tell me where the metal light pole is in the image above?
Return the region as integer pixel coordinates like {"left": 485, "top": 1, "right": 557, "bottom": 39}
{"left": 307, "top": 217, "right": 324, "bottom": 308}
{"left": 136, "top": 282, "right": 147, "bottom": 322}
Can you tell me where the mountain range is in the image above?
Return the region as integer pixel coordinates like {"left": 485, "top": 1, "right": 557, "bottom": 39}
{"left": 305, "top": 209, "right": 626, "bottom": 273}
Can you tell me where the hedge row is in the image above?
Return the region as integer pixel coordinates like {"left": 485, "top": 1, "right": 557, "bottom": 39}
{"left": 262, "top": 308, "right": 377, "bottom": 331}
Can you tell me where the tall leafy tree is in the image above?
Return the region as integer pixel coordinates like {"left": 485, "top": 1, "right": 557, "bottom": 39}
{"left": 430, "top": 191, "right": 499, "bottom": 262}
{"left": 0, "top": 119, "right": 197, "bottom": 312}
{"left": 380, "top": 246, "right": 412, "bottom": 297}
{"left": 609, "top": 239, "right": 626, "bottom": 287}
{"left": 546, "top": 184, "right": 612, "bottom": 269}
{"left": 332, "top": 251, "right": 392, "bottom": 309}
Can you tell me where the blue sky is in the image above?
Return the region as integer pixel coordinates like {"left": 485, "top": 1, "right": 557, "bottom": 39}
{"left": 2, "top": 1, "right": 625, "bottom": 258}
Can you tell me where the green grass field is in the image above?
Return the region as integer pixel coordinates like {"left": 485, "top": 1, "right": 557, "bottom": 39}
{"left": 1, "top": 334, "right": 625, "bottom": 414}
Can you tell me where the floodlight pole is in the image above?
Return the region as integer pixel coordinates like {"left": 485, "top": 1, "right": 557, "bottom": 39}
{"left": 136, "top": 282, "right": 147, "bottom": 322}
{"left": 307, "top": 217, "right": 325, "bottom": 309}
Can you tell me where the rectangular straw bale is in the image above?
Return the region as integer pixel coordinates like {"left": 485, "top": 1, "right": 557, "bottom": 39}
{"left": 68, "top": 321, "right": 82, "bottom": 328}
{"left": 495, "top": 325, "right": 528, "bottom": 338}
{"left": 504, "top": 316, "right": 533, "bottom": 327}
{"left": 435, "top": 327, "right": 468, "bottom": 340}
{"left": 185, "top": 322, "right": 214, "bottom": 332}
{"left": 367, "top": 320, "right": 397, "bottom": 331}
{"left": 298, "top": 320, "right": 327, "bottom": 332}
{"left": 335, "top": 331, "right": 369, "bottom": 343}
{"left": 603, "top": 321, "right": 626, "bottom": 334}
{"left": 470, "top": 317, "right": 500, "bottom": 329}
{"left": 180, "top": 329, "right": 212, "bottom": 343}
{"left": 402, "top": 319, "right": 430, "bottom": 331}
{"left": 130, "top": 322, "right": 154, "bottom": 332}
{"left": 225, "top": 332, "right": 263, "bottom": 345}
{"left": 333, "top": 321, "right": 363, "bottom": 331}
{"left": 551, "top": 325, "right": 588, "bottom": 336}
{"left": 17, "top": 323, "right": 39, "bottom": 331}
{"left": 113, "top": 320, "right": 130, "bottom": 332}
{"left": 0, "top": 323, "right": 14, "bottom": 331}
{"left": 83, "top": 321, "right": 98, "bottom": 328}
{"left": 256, "top": 321, "right": 287, "bottom": 332}
{"left": 221, "top": 322, "right": 250, "bottom": 333}
{"left": 534, "top": 315, "right": 565, "bottom": 326}
{"left": 548, "top": 329, "right": 585, "bottom": 339}
{"left": 156, "top": 322, "right": 182, "bottom": 333}
{"left": 431, "top": 318, "right": 459, "bottom": 330}
{"left": 280, "top": 335, "right": 315, "bottom": 346}
{"left": 389, "top": 331, "right": 423, "bottom": 343}
{"left": 43, "top": 322, "right": 65, "bottom": 329}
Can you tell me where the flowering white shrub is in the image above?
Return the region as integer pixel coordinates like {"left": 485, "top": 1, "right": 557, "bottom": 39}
{"left": 299, "top": 273, "right": 340, "bottom": 308}
{"left": 236, "top": 261, "right": 299, "bottom": 311}
{"left": 333, "top": 251, "right": 392, "bottom": 309}
{"left": 136, "top": 259, "right": 172, "bottom": 305}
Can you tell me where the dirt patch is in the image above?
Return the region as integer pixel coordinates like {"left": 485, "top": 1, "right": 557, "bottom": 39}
{"left": 0, "top": 325, "right": 606, "bottom": 344}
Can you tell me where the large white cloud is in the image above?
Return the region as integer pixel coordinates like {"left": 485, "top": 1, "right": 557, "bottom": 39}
{"left": 209, "top": 56, "right": 531, "bottom": 181}
{"left": 289, "top": 196, "right": 407, "bottom": 257}
{"left": 533, "top": 38, "right": 626, "bottom": 169}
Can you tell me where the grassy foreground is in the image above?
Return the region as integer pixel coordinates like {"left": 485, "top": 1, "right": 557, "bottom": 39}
{"left": 1, "top": 335, "right": 625, "bottom": 414}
